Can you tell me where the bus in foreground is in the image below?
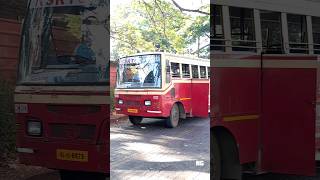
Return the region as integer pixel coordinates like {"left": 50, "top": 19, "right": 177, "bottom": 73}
{"left": 114, "top": 52, "right": 210, "bottom": 128}
{"left": 211, "top": 0, "right": 320, "bottom": 179}
{"left": 15, "top": 0, "right": 109, "bottom": 179}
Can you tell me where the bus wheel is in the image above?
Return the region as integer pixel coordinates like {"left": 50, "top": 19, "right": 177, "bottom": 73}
{"left": 211, "top": 133, "right": 221, "bottom": 180}
{"left": 166, "top": 104, "right": 179, "bottom": 128}
{"left": 59, "top": 170, "right": 106, "bottom": 180}
{"left": 129, "top": 116, "right": 143, "bottom": 125}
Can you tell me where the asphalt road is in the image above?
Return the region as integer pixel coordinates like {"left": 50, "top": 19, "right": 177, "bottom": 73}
{"left": 110, "top": 117, "right": 210, "bottom": 180}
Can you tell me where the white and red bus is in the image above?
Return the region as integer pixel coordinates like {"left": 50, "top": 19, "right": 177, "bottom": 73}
{"left": 14, "top": 0, "right": 109, "bottom": 179}
{"left": 114, "top": 52, "right": 210, "bottom": 128}
{"left": 211, "top": 0, "right": 320, "bottom": 179}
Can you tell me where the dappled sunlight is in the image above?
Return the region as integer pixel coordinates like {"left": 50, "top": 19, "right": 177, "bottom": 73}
{"left": 110, "top": 132, "right": 142, "bottom": 141}
{"left": 111, "top": 117, "right": 210, "bottom": 179}
{"left": 122, "top": 142, "right": 191, "bottom": 162}
{"left": 111, "top": 170, "right": 209, "bottom": 180}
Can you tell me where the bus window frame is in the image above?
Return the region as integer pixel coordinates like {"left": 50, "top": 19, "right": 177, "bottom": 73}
{"left": 182, "top": 63, "right": 191, "bottom": 78}
{"left": 200, "top": 66, "right": 207, "bottom": 79}
{"left": 191, "top": 65, "right": 199, "bottom": 79}
{"left": 171, "top": 62, "right": 181, "bottom": 78}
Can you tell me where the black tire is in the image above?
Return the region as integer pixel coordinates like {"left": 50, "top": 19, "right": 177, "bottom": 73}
{"left": 166, "top": 104, "right": 179, "bottom": 128}
{"left": 211, "top": 133, "right": 221, "bottom": 180}
{"left": 129, "top": 116, "right": 143, "bottom": 125}
{"left": 59, "top": 170, "right": 106, "bottom": 180}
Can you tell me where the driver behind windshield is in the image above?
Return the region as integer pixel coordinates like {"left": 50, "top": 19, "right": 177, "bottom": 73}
{"left": 74, "top": 33, "right": 96, "bottom": 61}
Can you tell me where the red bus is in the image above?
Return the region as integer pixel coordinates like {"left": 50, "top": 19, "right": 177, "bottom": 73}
{"left": 14, "top": 1, "right": 109, "bottom": 179}
{"left": 211, "top": 0, "right": 320, "bottom": 179}
{"left": 114, "top": 52, "right": 210, "bottom": 128}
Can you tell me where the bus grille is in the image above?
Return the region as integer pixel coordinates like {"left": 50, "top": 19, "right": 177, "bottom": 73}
{"left": 126, "top": 100, "right": 141, "bottom": 106}
{"left": 50, "top": 124, "right": 95, "bottom": 140}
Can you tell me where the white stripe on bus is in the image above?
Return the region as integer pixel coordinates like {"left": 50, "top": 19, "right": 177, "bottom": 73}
{"left": 14, "top": 94, "right": 110, "bottom": 105}
{"left": 15, "top": 86, "right": 109, "bottom": 93}
{"left": 115, "top": 80, "right": 209, "bottom": 95}
{"left": 211, "top": 59, "right": 318, "bottom": 68}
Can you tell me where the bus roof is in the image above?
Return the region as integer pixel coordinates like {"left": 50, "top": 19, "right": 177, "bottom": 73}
{"left": 214, "top": 0, "right": 320, "bottom": 17}
{"left": 122, "top": 52, "right": 209, "bottom": 62}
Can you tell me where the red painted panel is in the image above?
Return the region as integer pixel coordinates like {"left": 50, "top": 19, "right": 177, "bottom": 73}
{"left": 211, "top": 54, "right": 261, "bottom": 163}
{"left": 261, "top": 60, "right": 316, "bottom": 176}
{"left": 191, "top": 81, "right": 209, "bottom": 117}
{"left": 212, "top": 68, "right": 261, "bottom": 117}
{"left": 16, "top": 101, "right": 109, "bottom": 173}
{"left": 211, "top": 64, "right": 261, "bottom": 164}
{"left": 174, "top": 82, "right": 192, "bottom": 113}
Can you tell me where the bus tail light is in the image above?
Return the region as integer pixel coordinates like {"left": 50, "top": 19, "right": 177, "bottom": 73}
{"left": 27, "top": 120, "right": 42, "bottom": 136}
{"left": 144, "top": 100, "right": 152, "bottom": 106}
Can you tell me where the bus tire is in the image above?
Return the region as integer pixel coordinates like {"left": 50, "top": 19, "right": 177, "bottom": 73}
{"left": 166, "top": 104, "right": 179, "bottom": 128}
{"left": 59, "top": 170, "right": 106, "bottom": 180}
{"left": 211, "top": 133, "right": 221, "bottom": 180}
{"left": 129, "top": 116, "right": 143, "bottom": 125}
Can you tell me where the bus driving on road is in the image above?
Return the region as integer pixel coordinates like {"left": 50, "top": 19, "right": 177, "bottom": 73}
{"left": 14, "top": 0, "right": 109, "bottom": 179}
{"left": 114, "top": 52, "right": 210, "bottom": 128}
{"left": 211, "top": 0, "right": 320, "bottom": 179}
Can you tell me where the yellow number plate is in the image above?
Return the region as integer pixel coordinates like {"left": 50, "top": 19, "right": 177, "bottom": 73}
{"left": 128, "top": 108, "right": 138, "bottom": 113}
{"left": 56, "top": 149, "right": 88, "bottom": 162}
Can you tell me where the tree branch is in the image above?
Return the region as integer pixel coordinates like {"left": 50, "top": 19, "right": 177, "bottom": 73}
{"left": 171, "top": 0, "right": 209, "bottom": 15}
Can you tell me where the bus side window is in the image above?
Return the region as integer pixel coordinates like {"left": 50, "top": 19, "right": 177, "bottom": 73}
{"left": 171, "top": 62, "right": 181, "bottom": 78}
{"left": 191, "top": 65, "right": 199, "bottom": 79}
{"left": 182, "top": 64, "right": 190, "bottom": 78}
{"left": 230, "top": 7, "right": 256, "bottom": 52}
{"left": 287, "top": 14, "right": 308, "bottom": 54}
{"left": 260, "top": 10, "right": 283, "bottom": 54}
{"left": 200, "top": 66, "right": 207, "bottom": 78}
{"left": 166, "top": 60, "right": 171, "bottom": 83}
{"left": 207, "top": 67, "right": 210, "bottom": 78}
{"left": 312, "top": 16, "right": 320, "bottom": 54}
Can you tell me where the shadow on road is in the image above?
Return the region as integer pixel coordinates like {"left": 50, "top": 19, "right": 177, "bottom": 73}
{"left": 111, "top": 116, "right": 210, "bottom": 179}
{"left": 25, "top": 171, "right": 60, "bottom": 180}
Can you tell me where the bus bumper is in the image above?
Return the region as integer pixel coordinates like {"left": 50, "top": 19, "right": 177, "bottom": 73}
{"left": 16, "top": 141, "right": 109, "bottom": 174}
{"left": 115, "top": 107, "right": 168, "bottom": 118}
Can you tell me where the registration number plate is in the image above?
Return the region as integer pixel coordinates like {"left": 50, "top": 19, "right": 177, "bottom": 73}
{"left": 128, "top": 108, "right": 138, "bottom": 113}
{"left": 56, "top": 149, "right": 88, "bottom": 162}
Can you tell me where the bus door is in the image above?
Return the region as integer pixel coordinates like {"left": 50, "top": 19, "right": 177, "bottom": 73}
{"left": 261, "top": 55, "right": 317, "bottom": 176}
{"left": 191, "top": 65, "right": 209, "bottom": 117}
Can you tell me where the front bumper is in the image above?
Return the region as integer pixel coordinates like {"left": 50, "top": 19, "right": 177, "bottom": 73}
{"left": 17, "top": 141, "right": 109, "bottom": 173}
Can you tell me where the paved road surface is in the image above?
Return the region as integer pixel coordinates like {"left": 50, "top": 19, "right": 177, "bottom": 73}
{"left": 110, "top": 117, "right": 210, "bottom": 180}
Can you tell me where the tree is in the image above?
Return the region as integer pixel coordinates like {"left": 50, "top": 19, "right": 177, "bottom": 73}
{"left": 111, "top": 0, "right": 209, "bottom": 59}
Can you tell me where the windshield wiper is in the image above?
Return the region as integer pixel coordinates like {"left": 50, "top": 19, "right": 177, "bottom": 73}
{"left": 57, "top": 55, "right": 96, "bottom": 65}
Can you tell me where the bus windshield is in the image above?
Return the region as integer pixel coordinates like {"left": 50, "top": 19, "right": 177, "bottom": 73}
{"left": 117, "top": 54, "right": 161, "bottom": 89}
{"left": 18, "top": 0, "right": 109, "bottom": 85}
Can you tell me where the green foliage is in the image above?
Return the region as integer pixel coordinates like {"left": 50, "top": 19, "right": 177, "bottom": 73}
{"left": 0, "top": 80, "right": 15, "bottom": 159}
{"left": 110, "top": 87, "right": 115, "bottom": 111}
{"left": 111, "top": 0, "right": 209, "bottom": 59}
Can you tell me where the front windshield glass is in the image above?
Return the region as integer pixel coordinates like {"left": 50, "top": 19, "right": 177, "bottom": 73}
{"left": 117, "top": 54, "right": 161, "bottom": 89}
{"left": 18, "top": 0, "right": 109, "bottom": 85}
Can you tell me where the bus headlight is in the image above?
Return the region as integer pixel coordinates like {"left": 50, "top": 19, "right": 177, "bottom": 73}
{"left": 144, "top": 100, "right": 152, "bottom": 106}
{"left": 118, "top": 99, "right": 124, "bottom": 105}
{"left": 27, "top": 121, "right": 42, "bottom": 136}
